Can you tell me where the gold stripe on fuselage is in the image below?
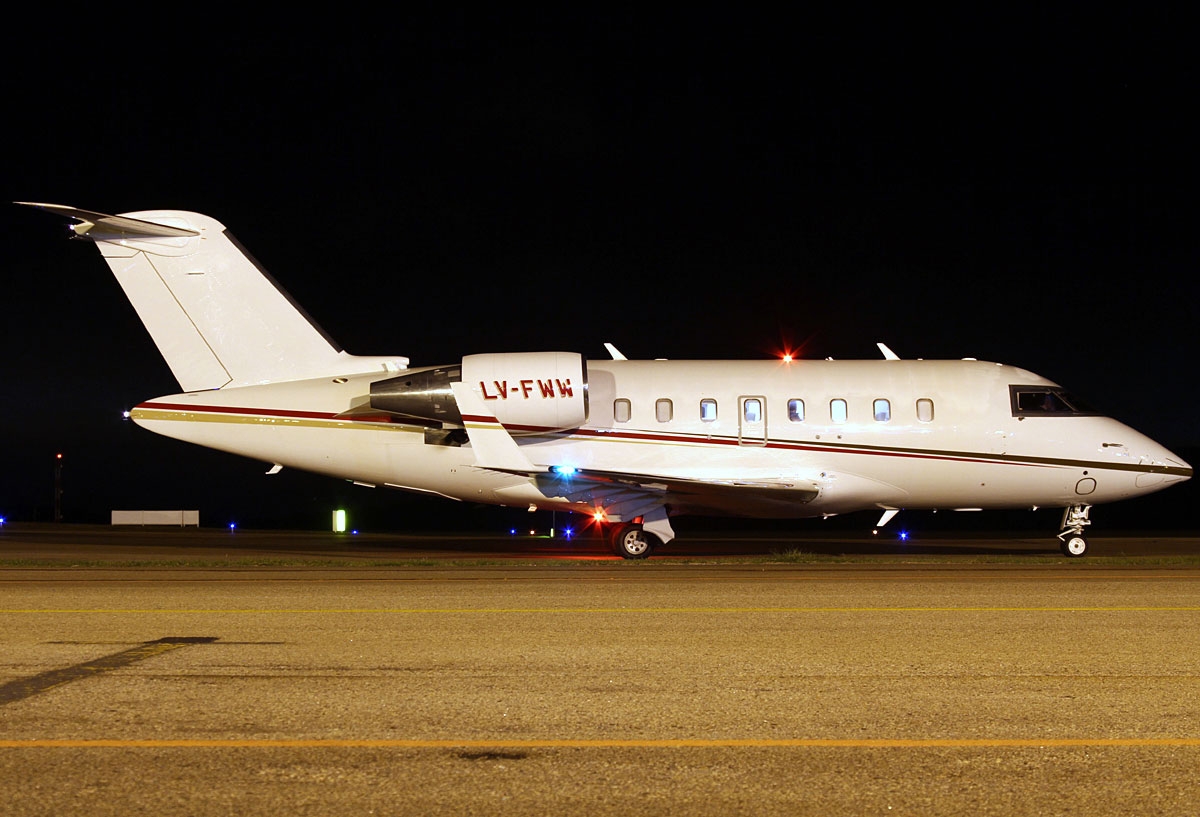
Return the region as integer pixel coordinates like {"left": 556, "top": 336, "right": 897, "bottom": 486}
{"left": 129, "top": 407, "right": 415, "bottom": 434}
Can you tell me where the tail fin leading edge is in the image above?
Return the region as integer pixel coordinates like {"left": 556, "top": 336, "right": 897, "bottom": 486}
{"left": 20, "top": 203, "right": 406, "bottom": 391}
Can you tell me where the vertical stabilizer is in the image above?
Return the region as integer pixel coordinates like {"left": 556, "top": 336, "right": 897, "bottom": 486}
{"left": 19, "top": 203, "right": 406, "bottom": 390}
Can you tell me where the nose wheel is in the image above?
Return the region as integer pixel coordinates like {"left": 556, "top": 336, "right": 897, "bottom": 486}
{"left": 1059, "top": 533, "right": 1089, "bottom": 557}
{"left": 1056, "top": 504, "right": 1092, "bottom": 557}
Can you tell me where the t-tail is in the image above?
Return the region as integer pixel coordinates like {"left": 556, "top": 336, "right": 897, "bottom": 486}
{"left": 18, "top": 203, "right": 406, "bottom": 390}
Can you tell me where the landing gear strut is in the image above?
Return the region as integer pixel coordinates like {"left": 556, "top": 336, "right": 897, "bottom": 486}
{"left": 1057, "top": 504, "right": 1092, "bottom": 557}
{"left": 610, "top": 523, "right": 659, "bottom": 559}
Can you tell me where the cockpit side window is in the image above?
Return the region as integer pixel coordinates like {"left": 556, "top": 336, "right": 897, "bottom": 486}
{"left": 1009, "top": 385, "right": 1099, "bottom": 416}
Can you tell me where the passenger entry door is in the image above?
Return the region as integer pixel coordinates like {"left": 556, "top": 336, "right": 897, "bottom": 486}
{"left": 739, "top": 395, "right": 767, "bottom": 446}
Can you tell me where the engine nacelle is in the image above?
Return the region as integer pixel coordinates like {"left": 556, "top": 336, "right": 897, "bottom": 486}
{"left": 369, "top": 351, "right": 587, "bottom": 434}
{"left": 462, "top": 352, "right": 587, "bottom": 433}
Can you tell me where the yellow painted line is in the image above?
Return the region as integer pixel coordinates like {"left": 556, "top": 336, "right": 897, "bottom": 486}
{"left": 2, "top": 606, "right": 1200, "bottom": 614}
{"left": 1, "top": 738, "right": 1199, "bottom": 749}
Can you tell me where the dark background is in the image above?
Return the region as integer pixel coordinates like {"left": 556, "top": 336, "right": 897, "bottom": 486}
{"left": 3, "top": 9, "right": 1196, "bottom": 534}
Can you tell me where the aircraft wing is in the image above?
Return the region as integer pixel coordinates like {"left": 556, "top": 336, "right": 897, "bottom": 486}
{"left": 534, "top": 466, "right": 821, "bottom": 521}
{"left": 449, "top": 381, "right": 820, "bottom": 522}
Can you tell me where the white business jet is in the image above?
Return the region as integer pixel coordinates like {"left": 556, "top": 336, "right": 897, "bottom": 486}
{"left": 19, "top": 203, "right": 1192, "bottom": 558}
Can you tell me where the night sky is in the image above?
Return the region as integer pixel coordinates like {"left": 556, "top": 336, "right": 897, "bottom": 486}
{"left": 4, "top": 11, "right": 1197, "bottom": 531}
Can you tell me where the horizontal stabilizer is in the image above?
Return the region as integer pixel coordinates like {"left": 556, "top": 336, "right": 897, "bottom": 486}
{"left": 17, "top": 202, "right": 199, "bottom": 240}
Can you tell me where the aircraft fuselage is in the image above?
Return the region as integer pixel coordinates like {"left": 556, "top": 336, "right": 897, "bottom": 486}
{"left": 129, "top": 357, "right": 1188, "bottom": 522}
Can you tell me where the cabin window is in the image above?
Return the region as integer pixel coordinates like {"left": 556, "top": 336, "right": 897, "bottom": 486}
{"left": 873, "top": 399, "right": 891, "bottom": 422}
{"left": 614, "top": 398, "right": 631, "bottom": 423}
{"left": 830, "top": 398, "right": 847, "bottom": 423}
{"left": 787, "top": 399, "right": 805, "bottom": 422}
{"left": 743, "top": 398, "right": 762, "bottom": 423}
{"left": 916, "top": 398, "right": 934, "bottom": 423}
{"left": 656, "top": 398, "right": 673, "bottom": 422}
{"left": 700, "top": 398, "right": 718, "bottom": 422}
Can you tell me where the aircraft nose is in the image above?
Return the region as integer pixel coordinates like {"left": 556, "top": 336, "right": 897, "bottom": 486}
{"left": 1135, "top": 445, "right": 1192, "bottom": 491}
{"left": 1170, "top": 450, "right": 1193, "bottom": 482}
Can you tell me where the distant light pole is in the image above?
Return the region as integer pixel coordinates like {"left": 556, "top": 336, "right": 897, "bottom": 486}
{"left": 53, "top": 453, "right": 64, "bottom": 523}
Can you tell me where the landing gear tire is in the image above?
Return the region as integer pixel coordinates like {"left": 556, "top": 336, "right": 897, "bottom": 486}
{"left": 611, "top": 524, "right": 656, "bottom": 559}
{"left": 1060, "top": 535, "right": 1088, "bottom": 557}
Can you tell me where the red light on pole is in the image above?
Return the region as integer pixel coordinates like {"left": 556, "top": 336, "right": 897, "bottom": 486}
{"left": 53, "top": 453, "right": 64, "bottom": 523}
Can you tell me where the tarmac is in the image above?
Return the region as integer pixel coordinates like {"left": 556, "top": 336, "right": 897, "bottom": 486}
{"left": 1, "top": 525, "right": 1199, "bottom": 815}
{"left": 3, "top": 521, "right": 1200, "bottom": 562}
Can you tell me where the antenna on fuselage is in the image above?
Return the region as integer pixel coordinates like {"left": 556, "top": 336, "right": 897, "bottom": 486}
{"left": 604, "top": 343, "right": 628, "bottom": 360}
{"left": 877, "top": 342, "right": 900, "bottom": 360}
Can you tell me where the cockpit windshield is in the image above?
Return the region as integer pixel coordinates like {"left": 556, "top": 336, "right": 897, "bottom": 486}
{"left": 1010, "top": 385, "right": 1100, "bottom": 416}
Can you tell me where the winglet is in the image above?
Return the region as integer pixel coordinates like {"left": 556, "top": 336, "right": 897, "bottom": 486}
{"left": 450, "top": 381, "right": 544, "bottom": 473}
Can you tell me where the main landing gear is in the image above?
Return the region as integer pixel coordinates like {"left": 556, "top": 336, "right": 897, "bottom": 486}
{"left": 1056, "top": 504, "right": 1092, "bottom": 557}
{"left": 607, "top": 509, "right": 674, "bottom": 560}
{"left": 610, "top": 523, "right": 660, "bottom": 560}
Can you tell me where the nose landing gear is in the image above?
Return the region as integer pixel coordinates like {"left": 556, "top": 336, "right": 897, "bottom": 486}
{"left": 1056, "top": 504, "right": 1092, "bottom": 557}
